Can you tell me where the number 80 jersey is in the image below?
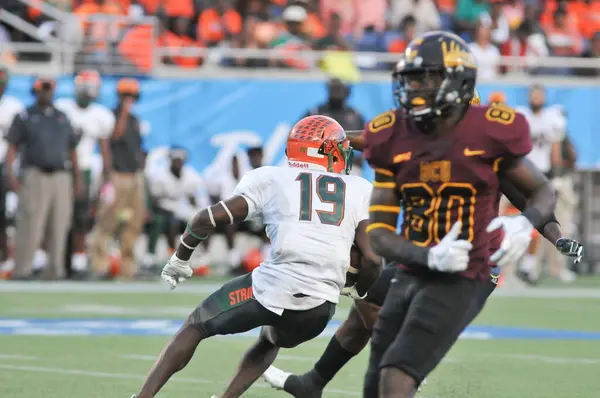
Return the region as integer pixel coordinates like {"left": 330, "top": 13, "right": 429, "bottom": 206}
{"left": 363, "top": 105, "right": 533, "bottom": 281}
{"left": 232, "top": 165, "right": 373, "bottom": 315}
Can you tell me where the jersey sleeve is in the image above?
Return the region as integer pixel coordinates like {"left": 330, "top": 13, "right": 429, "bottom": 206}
{"left": 358, "top": 180, "right": 372, "bottom": 223}
{"left": 54, "top": 98, "right": 67, "bottom": 112}
{"left": 362, "top": 110, "right": 397, "bottom": 172}
{"left": 100, "top": 108, "right": 116, "bottom": 138}
{"left": 6, "top": 111, "right": 26, "bottom": 146}
{"left": 232, "top": 168, "right": 267, "bottom": 220}
{"left": 487, "top": 108, "right": 533, "bottom": 160}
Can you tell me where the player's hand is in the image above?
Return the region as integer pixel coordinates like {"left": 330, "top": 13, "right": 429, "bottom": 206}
{"left": 341, "top": 284, "right": 367, "bottom": 300}
{"left": 161, "top": 254, "right": 193, "bottom": 290}
{"left": 487, "top": 215, "right": 534, "bottom": 267}
{"left": 427, "top": 222, "right": 472, "bottom": 272}
{"left": 556, "top": 238, "right": 584, "bottom": 264}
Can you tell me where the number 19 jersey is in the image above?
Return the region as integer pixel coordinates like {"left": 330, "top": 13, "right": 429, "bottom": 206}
{"left": 233, "top": 165, "right": 372, "bottom": 315}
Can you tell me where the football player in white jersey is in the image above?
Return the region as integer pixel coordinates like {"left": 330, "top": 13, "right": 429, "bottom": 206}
{"left": 516, "top": 84, "right": 575, "bottom": 282}
{"left": 0, "top": 66, "right": 23, "bottom": 271}
{"left": 517, "top": 85, "right": 565, "bottom": 177}
{"left": 55, "top": 70, "right": 115, "bottom": 275}
{"left": 130, "top": 116, "right": 382, "bottom": 398}
{"left": 145, "top": 146, "right": 210, "bottom": 271}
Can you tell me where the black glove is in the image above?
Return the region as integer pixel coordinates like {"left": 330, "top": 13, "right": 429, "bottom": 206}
{"left": 555, "top": 238, "right": 584, "bottom": 264}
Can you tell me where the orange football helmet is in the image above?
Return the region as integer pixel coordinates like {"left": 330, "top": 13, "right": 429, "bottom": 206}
{"left": 74, "top": 69, "right": 101, "bottom": 98}
{"left": 286, "top": 115, "right": 353, "bottom": 174}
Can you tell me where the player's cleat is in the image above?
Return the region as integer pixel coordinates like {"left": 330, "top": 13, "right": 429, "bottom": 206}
{"left": 264, "top": 366, "right": 325, "bottom": 398}
{"left": 263, "top": 365, "right": 291, "bottom": 390}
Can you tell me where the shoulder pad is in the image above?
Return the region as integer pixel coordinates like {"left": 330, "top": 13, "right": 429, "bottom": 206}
{"left": 363, "top": 110, "right": 398, "bottom": 171}
{"left": 481, "top": 104, "right": 532, "bottom": 158}
{"left": 366, "top": 110, "right": 396, "bottom": 134}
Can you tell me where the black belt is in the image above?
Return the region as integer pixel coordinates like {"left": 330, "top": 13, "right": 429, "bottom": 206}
{"left": 35, "top": 166, "right": 65, "bottom": 174}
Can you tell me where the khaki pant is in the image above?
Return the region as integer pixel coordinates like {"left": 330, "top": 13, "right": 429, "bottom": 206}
{"left": 13, "top": 169, "right": 73, "bottom": 279}
{"left": 91, "top": 172, "right": 146, "bottom": 279}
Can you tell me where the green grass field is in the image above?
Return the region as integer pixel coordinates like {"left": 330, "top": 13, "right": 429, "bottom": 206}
{"left": 1, "top": 277, "right": 600, "bottom": 398}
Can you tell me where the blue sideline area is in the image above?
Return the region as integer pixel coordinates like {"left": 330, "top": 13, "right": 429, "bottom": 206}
{"left": 1, "top": 318, "right": 600, "bottom": 340}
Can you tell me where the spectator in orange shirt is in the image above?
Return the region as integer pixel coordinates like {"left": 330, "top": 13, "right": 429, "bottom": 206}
{"left": 571, "top": 0, "right": 600, "bottom": 40}
{"left": 137, "top": 0, "right": 193, "bottom": 18}
{"left": 292, "top": 0, "right": 327, "bottom": 40}
{"left": 544, "top": 6, "right": 584, "bottom": 57}
{"left": 160, "top": 17, "right": 203, "bottom": 68}
{"left": 197, "top": 0, "right": 242, "bottom": 47}
{"left": 387, "top": 15, "right": 417, "bottom": 54}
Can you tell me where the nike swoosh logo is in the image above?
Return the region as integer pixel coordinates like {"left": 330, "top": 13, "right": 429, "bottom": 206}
{"left": 464, "top": 148, "right": 485, "bottom": 156}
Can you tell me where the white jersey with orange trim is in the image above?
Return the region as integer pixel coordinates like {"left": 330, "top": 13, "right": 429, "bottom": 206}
{"left": 55, "top": 98, "right": 115, "bottom": 169}
{"left": 516, "top": 105, "right": 565, "bottom": 173}
{"left": 233, "top": 164, "right": 372, "bottom": 315}
{"left": 0, "top": 95, "right": 24, "bottom": 161}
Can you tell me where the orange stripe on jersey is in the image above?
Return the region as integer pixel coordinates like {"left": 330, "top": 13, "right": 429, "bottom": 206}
{"left": 366, "top": 223, "right": 396, "bottom": 234}
{"left": 369, "top": 205, "right": 401, "bottom": 214}
{"left": 374, "top": 181, "right": 396, "bottom": 189}
{"left": 374, "top": 168, "right": 394, "bottom": 177}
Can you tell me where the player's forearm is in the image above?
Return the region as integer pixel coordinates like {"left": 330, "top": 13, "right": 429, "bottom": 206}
{"left": 368, "top": 229, "right": 429, "bottom": 267}
{"left": 176, "top": 208, "right": 218, "bottom": 261}
{"left": 503, "top": 158, "right": 557, "bottom": 229}
{"left": 521, "top": 183, "right": 556, "bottom": 229}
{"left": 542, "top": 222, "right": 563, "bottom": 245}
{"left": 499, "top": 177, "right": 559, "bottom": 237}
{"left": 176, "top": 197, "right": 249, "bottom": 261}
{"left": 99, "top": 139, "right": 112, "bottom": 176}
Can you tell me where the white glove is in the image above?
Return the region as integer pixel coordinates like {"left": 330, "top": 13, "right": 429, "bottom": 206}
{"left": 487, "top": 215, "right": 534, "bottom": 267}
{"left": 161, "top": 254, "right": 193, "bottom": 290}
{"left": 341, "top": 284, "right": 367, "bottom": 300}
{"left": 427, "top": 222, "right": 472, "bottom": 272}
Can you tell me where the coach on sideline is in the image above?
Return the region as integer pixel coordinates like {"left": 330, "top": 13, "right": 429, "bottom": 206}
{"left": 5, "top": 77, "right": 82, "bottom": 280}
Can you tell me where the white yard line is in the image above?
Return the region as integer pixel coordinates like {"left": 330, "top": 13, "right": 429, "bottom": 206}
{"left": 0, "top": 363, "right": 360, "bottom": 396}
{"left": 0, "top": 354, "right": 38, "bottom": 360}
{"left": 123, "top": 353, "right": 318, "bottom": 363}
{"left": 1, "top": 281, "right": 600, "bottom": 298}
{"left": 480, "top": 353, "right": 600, "bottom": 365}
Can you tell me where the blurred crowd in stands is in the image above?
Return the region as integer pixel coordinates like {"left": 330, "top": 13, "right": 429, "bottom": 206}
{"left": 1, "top": 1, "right": 599, "bottom": 75}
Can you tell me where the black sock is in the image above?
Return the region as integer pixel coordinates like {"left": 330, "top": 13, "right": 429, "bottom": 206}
{"left": 313, "top": 335, "right": 357, "bottom": 382}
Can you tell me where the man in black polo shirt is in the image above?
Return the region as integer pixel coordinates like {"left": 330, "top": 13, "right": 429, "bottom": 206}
{"left": 5, "top": 77, "right": 82, "bottom": 280}
{"left": 303, "top": 78, "right": 364, "bottom": 132}
{"left": 91, "top": 78, "right": 146, "bottom": 280}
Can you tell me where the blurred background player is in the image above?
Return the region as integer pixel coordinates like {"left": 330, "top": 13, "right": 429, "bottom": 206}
{"left": 516, "top": 84, "right": 576, "bottom": 283}
{"left": 487, "top": 90, "right": 538, "bottom": 287}
{"left": 0, "top": 65, "right": 23, "bottom": 275}
{"left": 6, "top": 77, "right": 81, "bottom": 280}
{"left": 55, "top": 69, "right": 115, "bottom": 278}
{"left": 91, "top": 78, "right": 145, "bottom": 280}
{"left": 145, "top": 146, "right": 210, "bottom": 275}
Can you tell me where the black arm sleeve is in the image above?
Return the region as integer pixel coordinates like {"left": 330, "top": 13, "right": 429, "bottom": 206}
{"left": 499, "top": 177, "right": 558, "bottom": 234}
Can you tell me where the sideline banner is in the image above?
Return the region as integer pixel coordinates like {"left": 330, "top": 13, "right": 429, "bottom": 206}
{"left": 7, "top": 76, "right": 599, "bottom": 177}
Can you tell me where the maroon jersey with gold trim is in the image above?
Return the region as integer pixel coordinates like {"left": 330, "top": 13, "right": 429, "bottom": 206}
{"left": 363, "top": 105, "right": 532, "bottom": 280}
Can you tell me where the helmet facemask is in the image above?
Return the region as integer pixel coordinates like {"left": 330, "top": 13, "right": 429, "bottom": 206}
{"left": 319, "top": 139, "right": 354, "bottom": 175}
